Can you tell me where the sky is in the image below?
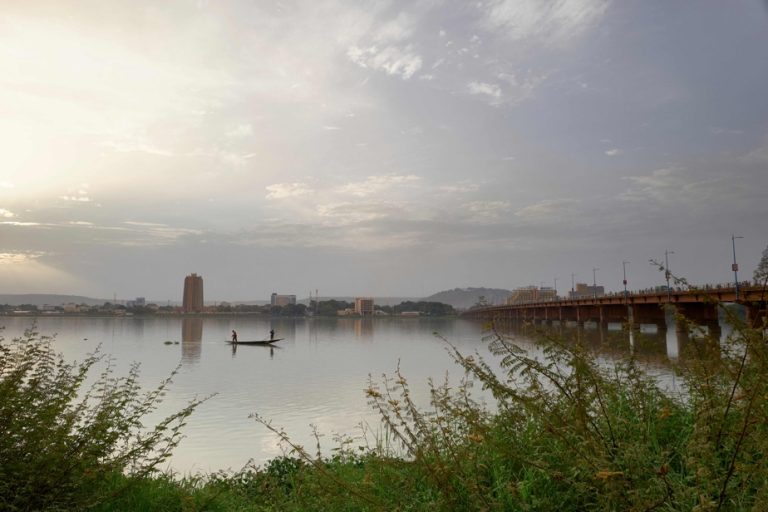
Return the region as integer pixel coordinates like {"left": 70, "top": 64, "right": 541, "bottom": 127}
{"left": 1, "top": 0, "right": 767, "bottom": 302}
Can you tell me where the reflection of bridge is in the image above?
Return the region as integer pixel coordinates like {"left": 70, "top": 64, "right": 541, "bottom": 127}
{"left": 461, "top": 286, "right": 767, "bottom": 336}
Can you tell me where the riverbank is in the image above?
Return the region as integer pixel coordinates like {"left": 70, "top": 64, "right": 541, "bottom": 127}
{"left": 3, "top": 308, "right": 767, "bottom": 510}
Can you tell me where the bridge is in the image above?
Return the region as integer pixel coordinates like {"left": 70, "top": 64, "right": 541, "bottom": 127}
{"left": 461, "top": 286, "right": 767, "bottom": 337}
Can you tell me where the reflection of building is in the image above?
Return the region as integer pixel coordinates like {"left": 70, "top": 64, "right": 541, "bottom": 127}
{"left": 506, "top": 286, "right": 557, "bottom": 305}
{"left": 354, "top": 297, "right": 375, "bottom": 316}
{"left": 270, "top": 293, "right": 296, "bottom": 306}
{"left": 354, "top": 318, "right": 374, "bottom": 338}
{"left": 183, "top": 274, "right": 204, "bottom": 313}
{"left": 181, "top": 317, "right": 203, "bottom": 363}
{"left": 569, "top": 283, "right": 605, "bottom": 299}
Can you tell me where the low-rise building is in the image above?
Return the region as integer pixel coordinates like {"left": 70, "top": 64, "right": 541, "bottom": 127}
{"left": 506, "top": 286, "right": 557, "bottom": 305}
{"left": 271, "top": 293, "right": 297, "bottom": 306}
{"left": 569, "top": 283, "right": 605, "bottom": 299}
{"left": 354, "top": 297, "right": 375, "bottom": 316}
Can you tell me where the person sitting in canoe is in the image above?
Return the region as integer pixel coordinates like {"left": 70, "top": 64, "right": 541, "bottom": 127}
{"left": 269, "top": 329, "right": 275, "bottom": 340}
{"left": 231, "top": 330, "right": 238, "bottom": 343}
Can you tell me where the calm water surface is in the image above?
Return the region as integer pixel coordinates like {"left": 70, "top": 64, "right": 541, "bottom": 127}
{"left": 1, "top": 315, "right": 695, "bottom": 473}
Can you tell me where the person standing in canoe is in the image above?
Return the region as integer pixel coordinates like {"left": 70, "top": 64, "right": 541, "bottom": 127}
{"left": 231, "top": 330, "right": 238, "bottom": 343}
{"left": 269, "top": 329, "right": 275, "bottom": 340}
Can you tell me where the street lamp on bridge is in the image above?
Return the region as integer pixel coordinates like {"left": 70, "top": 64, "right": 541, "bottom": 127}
{"left": 622, "top": 260, "right": 630, "bottom": 301}
{"left": 732, "top": 234, "right": 744, "bottom": 300}
{"left": 592, "top": 267, "right": 599, "bottom": 298}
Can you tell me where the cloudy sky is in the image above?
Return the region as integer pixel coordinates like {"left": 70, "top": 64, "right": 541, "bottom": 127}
{"left": 1, "top": 0, "right": 767, "bottom": 302}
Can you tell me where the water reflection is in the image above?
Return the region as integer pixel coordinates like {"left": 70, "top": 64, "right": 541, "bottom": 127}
{"left": 230, "top": 340, "right": 279, "bottom": 360}
{"left": 494, "top": 319, "right": 677, "bottom": 366}
{"left": 354, "top": 318, "right": 373, "bottom": 338}
{"left": 2, "top": 314, "right": 741, "bottom": 473}
{"left": 181, "top": 317, "right": 203, "bottom": 364}
{"left": 491, "top": 313, "right": 736, "bottom": 371}
{"left": 268, "top": 318, "right": 296, "bottom": 341}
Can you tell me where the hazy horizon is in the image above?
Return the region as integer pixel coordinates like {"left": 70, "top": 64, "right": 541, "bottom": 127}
{"left": 2, "top": 1, "right": 767, "bottom": 301}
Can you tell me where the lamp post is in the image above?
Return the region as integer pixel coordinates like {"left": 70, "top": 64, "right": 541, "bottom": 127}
{"left": 622, "top": 260, "right": 631, "bottom": 327}
{"left": 553, "top": 277, "right": 558, "bottom": 300}
{"left": 732, "top": 235, "right": 744, "bottom": 300}
{"left": 664, "top": 250, "right": 674, "bottom": 303}
{"left": 571, "top": 273, "right": 575, "bottom": 295}
{"left": 592, "top": 267, "right": 599, "bottom": 299}
{"left": 622, "top": 260, "right": 630, "bottom": 301}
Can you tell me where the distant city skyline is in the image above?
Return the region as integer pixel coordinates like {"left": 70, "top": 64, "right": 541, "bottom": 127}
{"left": 1, "top": 1, "right": 767, "bottom": 300}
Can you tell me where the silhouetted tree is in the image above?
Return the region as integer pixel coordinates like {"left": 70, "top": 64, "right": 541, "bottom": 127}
{"left": 755, "top": 243, "right": 768, "bottom": 285}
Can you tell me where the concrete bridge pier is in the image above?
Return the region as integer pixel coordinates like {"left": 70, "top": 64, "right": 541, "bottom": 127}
{"left": 634, "top": 304, "right": 667, "bottom": 334}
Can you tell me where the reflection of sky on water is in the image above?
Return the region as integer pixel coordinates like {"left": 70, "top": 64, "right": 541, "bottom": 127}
{"left": 0, "top": 316, "right": 488, "bottom": 472}
{"left": 0, "top": 314, "right": 741, "bottom": 472}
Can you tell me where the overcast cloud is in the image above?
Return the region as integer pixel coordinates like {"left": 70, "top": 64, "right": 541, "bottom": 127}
{"left": 1, "top": 0, "right": 767, "bottom": 301}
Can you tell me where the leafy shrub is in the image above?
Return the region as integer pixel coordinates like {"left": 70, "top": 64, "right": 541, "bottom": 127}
{"left": 250, "top": 285, "right": 768, "bottom": 511}
{"left": 356, "top": 300, "right": 768, "bottom": 510}
{"left": 0, "top": 327, "right": 203, "bottom": 511}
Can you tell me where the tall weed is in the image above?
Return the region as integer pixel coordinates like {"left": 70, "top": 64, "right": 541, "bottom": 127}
{"left": 260, "top": 291, "right": 768, "bottom": 511}
{"left": 0, "top": 327, "right": 205, "bottom": 511}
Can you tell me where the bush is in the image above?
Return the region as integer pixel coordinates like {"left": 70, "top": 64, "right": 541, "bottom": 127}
{"left": 356, "top": 304, "right": 768, "bottom": 510}
{"left": 251, "top": 289, "right": 768, "bottom": 510}
{"left": 0, "top": 327, "right": 203, "bottom": 511}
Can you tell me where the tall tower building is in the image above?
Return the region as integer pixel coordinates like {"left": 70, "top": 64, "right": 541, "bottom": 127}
{"left": 183, "top": 273, "right": 204, "bottom": 313}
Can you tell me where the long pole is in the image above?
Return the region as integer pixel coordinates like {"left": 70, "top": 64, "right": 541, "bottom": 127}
{"left": 622, "top": 260, "right": 631, "bottom": 327}
{"left": 622, "top": 260, "right": 629, "bottom": 301}
{"left": 732, "top": 235, "right": 743, "bottom": 300}
{"left": 571, "top": 273, "right": 575, "bottom": 295}
{"left": 592, "top": 267, "right": 599, "bottom": 298}
{"left": 664, "top": 250, "right": 674, "bottom": 303}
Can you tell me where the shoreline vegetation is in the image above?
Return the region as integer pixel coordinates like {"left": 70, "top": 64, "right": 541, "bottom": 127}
{"left": 0, "top": 299, "right": 458, "bottom": 319}
{"left": 2, "top": 288, "right": 768, "bottom": 510}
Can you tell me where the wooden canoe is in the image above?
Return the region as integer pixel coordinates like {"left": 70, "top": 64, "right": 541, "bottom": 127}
{"left": 226, "top": 338, "right": 283, "bottom": 345}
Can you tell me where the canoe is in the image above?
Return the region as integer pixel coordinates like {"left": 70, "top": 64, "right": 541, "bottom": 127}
{"left": 226, "top": 338, "right": 284, "bottom": 345}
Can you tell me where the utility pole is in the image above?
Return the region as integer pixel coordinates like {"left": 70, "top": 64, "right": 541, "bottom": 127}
{"left": 731, "top": 235, "right": 744, "bottom": 300}
{"left": 664, "top": 250, "right": 674, "bottom": 303}
{"left": 622, "top": 260, "right": 631, "bottom": 327}
{"left": 622, "top": 261, "right": 630, "bottom": 301}
{"left": 592, "top": 267, "right": 599, "bottom": 298}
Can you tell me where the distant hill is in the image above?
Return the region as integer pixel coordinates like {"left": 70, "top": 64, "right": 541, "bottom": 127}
{"left": 0, "top": 294, "right": 182, "bottom": 307}
{"left": 423, "top": 288, "right": 512, "bottom": 309}
{"left": 0, "top": 294, "right": 108, "bottom": 307}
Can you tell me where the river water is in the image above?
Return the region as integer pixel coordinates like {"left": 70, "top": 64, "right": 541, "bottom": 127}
{"left": 1, "top": 315, "right": 697, "bottom": 473}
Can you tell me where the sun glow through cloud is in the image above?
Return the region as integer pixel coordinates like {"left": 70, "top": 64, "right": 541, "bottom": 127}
{"left": 0, "top": 0, "right": 766, "bottom": 299}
